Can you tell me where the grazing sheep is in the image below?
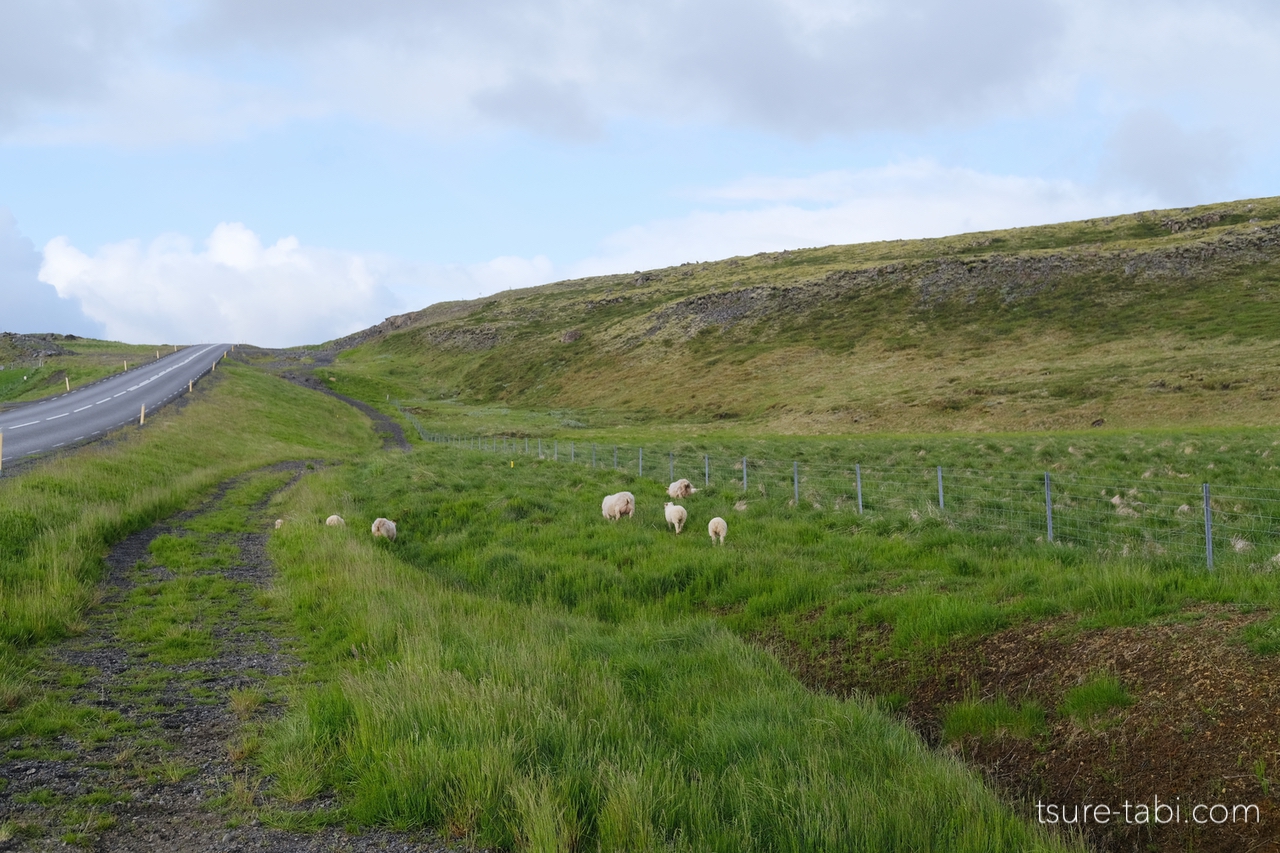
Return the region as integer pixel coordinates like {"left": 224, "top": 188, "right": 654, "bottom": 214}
{"left": 602, "top": 491, "right": 635, "bottom": 521}
{"left": 372, "top": 518, "right": 397, "bottom": 541}
{"left": 664, "top": 502, "right": 688, "bottom": 534}
{"left": 274, "top": 519, "right": 284, "bottom": 529}
{"left": 667, "top": 478, "right": 699, "bottom": 499}
{"left": 708, "top": 517, "right": 727, "bottom": 545}
{"left": 325, "top": 515, "right": 345, "bottom": 527}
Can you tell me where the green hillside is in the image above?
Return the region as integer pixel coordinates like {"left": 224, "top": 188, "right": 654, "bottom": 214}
{"left": 320, "top": 196, "right": 1280, "bottom": 434}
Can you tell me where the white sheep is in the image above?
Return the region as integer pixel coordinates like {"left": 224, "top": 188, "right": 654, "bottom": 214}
{"left": 664, "top": 502, "right": 688, "bottom": 534}
{"left": 274, "top": 518, "right": 284, "bottom": 530}
{"left": 325, "top": 515, "right": 345, "bottom": 527}
{"left": 602, "top": 491, "right": 635, "bottom": 521}
{"left": 708, "top": 517, "right": 727, "bottom": 545}
{"left": 667, "top": 478, "right": 699, "bottom": 499}
{"left": 372, "top": 517, "right": 397, "bottom": 541}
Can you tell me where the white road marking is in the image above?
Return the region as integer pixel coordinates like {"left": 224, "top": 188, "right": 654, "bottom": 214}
{"left": 114, "top": 392, "right": 126, "bottom": 398}
{"left": 74, "top": 406, "right": 91, "bottom": 412}
{"left": 53, "top": 443, "right": 64, "bottom": 447}
{"left": 10, "top": 421, "right": 39, "bottom": 429}
{"left": 97, "top": 398, "right": 111, "bottom": 404}
{"left": 46, "top": 413, "right": 69, "bottom": 420}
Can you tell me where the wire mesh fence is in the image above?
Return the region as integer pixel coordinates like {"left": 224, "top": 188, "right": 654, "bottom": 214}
{"left": 395, "top": 407, "right": 1280, "bottom": 571}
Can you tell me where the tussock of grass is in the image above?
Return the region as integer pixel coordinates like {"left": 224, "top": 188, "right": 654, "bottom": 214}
{"left": 228, "top": 688, "right": 265, "bottom": 719}
{"left": 943, "top": 697, "right": 1047, "bottom": 743}
{"left": 1237, "top": 614, "right": 1280, "bottom": 654}
{"left": 264, "top": 468, "right": 1072, "bottom": 852}
{"left": 1060, "top": 675, "right": 1133, "bottom": 722}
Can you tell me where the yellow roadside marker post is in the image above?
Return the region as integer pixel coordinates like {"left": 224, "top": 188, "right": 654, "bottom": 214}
{"left": 140, "top": 404, "right": 145, "bottom": 425}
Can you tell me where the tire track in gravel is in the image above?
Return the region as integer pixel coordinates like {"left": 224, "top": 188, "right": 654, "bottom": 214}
{"left": 0, "top": 463, "right": 461, "bottom": 853}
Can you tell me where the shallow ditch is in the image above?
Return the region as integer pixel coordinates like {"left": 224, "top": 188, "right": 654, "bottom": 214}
{"left": 765, "top": 608, "right": 1280, "bottom": 853}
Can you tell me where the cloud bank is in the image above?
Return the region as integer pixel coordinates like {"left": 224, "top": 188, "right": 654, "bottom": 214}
{"left": 0, "top": 209, "right": 102, "bottom": 336}
{"left": 38, "top": 223, "right": 552, "bottom": 347}
{"left": 1, "top": 0, "right": 1276, "bottom": 145}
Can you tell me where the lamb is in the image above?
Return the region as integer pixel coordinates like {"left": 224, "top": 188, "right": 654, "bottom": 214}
{"left": 372, "top": 518, "right": 397, "bottom": 541}
{"left": 602, "top": 491, "right": 635, "bottom": 521}
{"left": 325, "top": 515, "right": 345, "bottom": 527}
{"left": 708, "top": 517, "right": 727, "bottom": 545}
{"left": 274, "top": 519, "right": 284, "bottom": 529}
{"left": 664, "top": 502, "right": 688, "bottom": 534}
{"left": 667, "top": 478, "right": 699, "bottom": 499}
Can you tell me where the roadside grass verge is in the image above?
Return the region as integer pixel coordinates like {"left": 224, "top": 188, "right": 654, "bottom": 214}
{"left": 0, "top": 363, "right": 378, "bottom": 707}
{"left": 0, "top": 337, "right": 172, "bottom": 403}
{"left": 265, "top": 467, "right": 1073, "bottom": 852}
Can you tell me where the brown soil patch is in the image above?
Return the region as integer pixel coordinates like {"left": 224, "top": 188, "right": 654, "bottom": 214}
{"left": 765, "top": 610, "right": 1280, "bottom": 852}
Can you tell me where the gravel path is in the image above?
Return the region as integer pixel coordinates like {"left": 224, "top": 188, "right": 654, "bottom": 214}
{"left": 1, "top": 464, "right": 460, "bottom": 852}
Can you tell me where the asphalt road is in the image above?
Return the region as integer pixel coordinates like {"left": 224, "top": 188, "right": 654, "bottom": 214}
{"left": 0, "top": 344, "right": 228, "bottom": 467}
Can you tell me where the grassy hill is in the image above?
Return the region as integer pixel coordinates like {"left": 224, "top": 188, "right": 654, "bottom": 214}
{"left": 319, "top": 196, "right": 1280, "bottom": 434}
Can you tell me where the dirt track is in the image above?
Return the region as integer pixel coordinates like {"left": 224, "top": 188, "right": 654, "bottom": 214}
{"left": 0, "top": 464, "right": 456, "bottom": 852}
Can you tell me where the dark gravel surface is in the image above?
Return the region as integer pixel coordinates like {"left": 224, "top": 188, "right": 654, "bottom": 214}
{"left": 0, "top": 464, "right": 461, "bottom": 853}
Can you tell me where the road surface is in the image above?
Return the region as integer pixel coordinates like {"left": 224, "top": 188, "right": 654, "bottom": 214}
{"left": 0, "top": 344, "right": 229, "bottom": 468}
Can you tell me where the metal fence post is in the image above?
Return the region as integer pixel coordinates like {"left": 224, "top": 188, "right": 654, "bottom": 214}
{"left": 742, "top": 457, "right": 747, "bottom": 491}
{"left": 555, "top": 440, "right": 558, "bottom": 461}
{"left": 614, "top": 446, "right": 618, "bottom": 469}
{"left": 669, "top": 452, "right": 674, "bottom": 482}
{"left": 571, "top": 442, "right": 575, "bottom": 463}
{"left": 1044, "top": 472, "right": 1054, "bottom": 543}
{"left": 705, "top": 454, "right": 709, "bottom": 487}
{"left": 793, "top": 461, "right": 799, "bottom": 505}
{"left": 538, "top": 438, "right": 542, "bottom": 457}
{"left": 592, "top": 444, "right": 596, "bottom": 467}
{"left": 1204, "top": 483, "right": 1214, "bottom": 571}
{"left": 937, "top": 466, "right": 944, "bottom": 510}
{"left": 639, "top": 447, "right": 643, "bottom": 477}
{"left": 855, "top": 464, "right": 863, "bottom": 514}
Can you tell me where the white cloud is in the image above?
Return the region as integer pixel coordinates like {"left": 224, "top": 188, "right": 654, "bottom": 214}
{"left": 0, "top": 208, "right": 102, "bottom": 336}
{"left": 4, "top": 0, "right": 1278, "bottom": 144}
{"left": 573, "top": 161, "right": 1156, "bottom": 274}
{"left": 38, "top": 223, "right": 554, "bottom": 346}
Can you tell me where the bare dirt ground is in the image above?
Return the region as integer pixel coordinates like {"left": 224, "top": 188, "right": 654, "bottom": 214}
{"left": 767, "top": 609, "right": 1280, "bottom": 852}
{"left": 0, "top": 464, "right": 459, "bottom": 852}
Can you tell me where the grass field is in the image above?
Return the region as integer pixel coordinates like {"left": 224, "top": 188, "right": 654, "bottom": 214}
{"left": 0, "top": 337, "right": 177, "bottom": 404}
{"left": 0, "top": 363, "right": 378, "bottom": 711}
{"left": 263, "top": 456, "right": 1073, "bottom": 852}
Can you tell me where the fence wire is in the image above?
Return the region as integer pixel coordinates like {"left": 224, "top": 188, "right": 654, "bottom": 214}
{"left": 401, "top": 412, "right": 1280, "bottom": 571}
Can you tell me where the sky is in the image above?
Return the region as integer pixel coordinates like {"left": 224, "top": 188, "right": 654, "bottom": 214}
{"left": 1, "top": 0, "right": 1278, "bottom": 346}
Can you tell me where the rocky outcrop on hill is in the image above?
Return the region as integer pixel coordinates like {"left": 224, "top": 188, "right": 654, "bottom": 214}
{"left": 636, "top": 224, "right": 1280, "bottom": 342}
{"left": 0, "top": 331, "right": 74, "bottom": 361}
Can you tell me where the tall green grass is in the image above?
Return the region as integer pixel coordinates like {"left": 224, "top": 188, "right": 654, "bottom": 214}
{"left": 0, "top": 363, "right": 378, "bottom": 656}
{"left": 300, "top": 446, "right": 1280, "bottom": 659}
{"left": 266, "top": 469, "right": 1073, "bottom": 852}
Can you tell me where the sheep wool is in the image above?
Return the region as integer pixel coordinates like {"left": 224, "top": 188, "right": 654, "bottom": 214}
{"left": 664, "top": 502, "right": 688, "bottom": 534}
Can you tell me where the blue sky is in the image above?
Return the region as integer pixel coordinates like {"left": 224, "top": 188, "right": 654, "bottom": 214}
{"left": 2, "top": 0, "right": 1278, "bottom": 345}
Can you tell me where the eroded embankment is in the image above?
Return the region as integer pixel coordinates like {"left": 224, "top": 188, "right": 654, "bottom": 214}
{"left": 765, "top": 609, "right": 1280, "bottom": 853}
